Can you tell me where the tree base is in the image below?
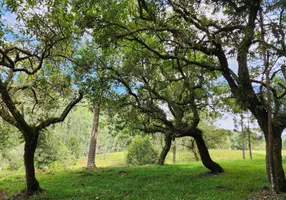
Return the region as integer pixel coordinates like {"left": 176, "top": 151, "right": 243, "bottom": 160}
{"left": 86, "top": 165, "right": 98, "bottom": 171}
{"left": 6, "top": 188, "right": 44, "bottom": 200}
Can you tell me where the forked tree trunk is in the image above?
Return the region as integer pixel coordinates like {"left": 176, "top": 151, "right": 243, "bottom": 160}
{"left": 194, "top": 134, "right": 224, "bottom": 173}
{"left": 24, "top": 132, "right": 41, "bottom": 192}
{"left": 87, "top": 103, "right": 100, "bottom": 169}
{"left": 157, "top": 134, "right": 172, "bottom": 165}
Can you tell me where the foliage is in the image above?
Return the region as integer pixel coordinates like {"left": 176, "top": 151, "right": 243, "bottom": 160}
{"left": 0, "top": 120, "right": 21, "bottom": 153}
{"left": 66, "top": 136, "right": 81, "bottom": 159}
{"left": 0, "top": 144, "right": 24, "bottom": 171}
{"left": 126, "top": 135, "right": 158, "bottom": 166}
{"left": 34, "top": 132, "right": 76, "bottom": 170}
{"left": 199, "top": 123, "right": 231, "bottom": 149}
{"left": 51, "top": 105, "right": 93, "bottom": 157}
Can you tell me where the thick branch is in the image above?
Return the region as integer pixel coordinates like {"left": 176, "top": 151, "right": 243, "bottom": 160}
{"left": 35, "top": 92, "right": 83, "bottom": 131}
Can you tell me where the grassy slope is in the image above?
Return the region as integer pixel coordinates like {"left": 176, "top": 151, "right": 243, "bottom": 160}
{"left": 0, "top": 150, "right": 285, "bottom": 200}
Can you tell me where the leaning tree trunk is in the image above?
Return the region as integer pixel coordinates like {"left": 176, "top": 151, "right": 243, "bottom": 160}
{"left": 157, "top": 134, "right": 172, "bottom": 165}
{"left": 24, "top": 132, "right": 41, "bottom": 192}
{"left": 87, "top": 103, "right": 100, "bottom": 169}
{"left": 194, "top": 134, "right": 224, "bottom": 173}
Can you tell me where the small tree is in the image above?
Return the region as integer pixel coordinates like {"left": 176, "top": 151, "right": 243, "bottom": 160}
{"left": 1, "top": 0, "right": 83, "bottom": 192}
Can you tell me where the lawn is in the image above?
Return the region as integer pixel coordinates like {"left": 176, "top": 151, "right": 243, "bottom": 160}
{"left": 0, "top": 150, "right": 286, "bottom": 200}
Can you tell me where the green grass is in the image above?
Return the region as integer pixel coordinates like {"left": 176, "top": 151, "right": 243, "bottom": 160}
{"left": 75, "top": 150, "right": 270, "bottom": 168}
{"left": 0, "top": 150, "right": 285, "bottom": 200}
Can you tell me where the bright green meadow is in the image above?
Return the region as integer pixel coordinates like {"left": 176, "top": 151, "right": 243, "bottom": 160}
{"left": 1, "top": 150, "right": 285, "bottom": 200}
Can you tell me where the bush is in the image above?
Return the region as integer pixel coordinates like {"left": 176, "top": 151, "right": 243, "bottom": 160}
{"left": 35, "top": 132, "right": 76, "bottom": 170}
{"left": 126, "top": 135, "right": 158, "bottom": 166}
{"left": 0, "top": 144, "right": 24, "bottom": 171}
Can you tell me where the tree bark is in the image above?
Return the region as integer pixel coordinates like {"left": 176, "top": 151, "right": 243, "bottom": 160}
{"left": 265, "top": 129, "right": 286, "bottom": 192}
{"left": 24, "top": 132, "right": 41, "bottom": 192}
{"left": 157, "top": 134, "right": 172, "bottom": 165}
{"left": 87, "top": 103, "right": 100, "bottom": 169}
{"left": 194, "top": 134, "right": 224, "bottom": 173}
{"left": 255, "top": 112, "right": 286, "bottom": 192}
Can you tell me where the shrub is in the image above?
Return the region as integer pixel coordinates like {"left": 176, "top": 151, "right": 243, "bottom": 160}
{"left": 0, "top": 144, "right": 24, "bottom": 171}
{"left": 126, "top": 135, "right": 158, "bottom": 166}
{"left": 35, "top": 132, "right": 76, "bottom": 170}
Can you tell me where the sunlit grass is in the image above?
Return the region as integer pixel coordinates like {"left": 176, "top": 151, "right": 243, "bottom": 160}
{"left": 1, "top": 150, "right": 286, "bottom": 199}
{"left": 76, "top": 149, "right": 269, "bottom": 169}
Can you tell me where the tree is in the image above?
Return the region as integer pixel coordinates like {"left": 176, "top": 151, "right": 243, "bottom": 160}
{"left": 73, "top": 44, "right": 114, "bottom": 169}
{"left": 1, "top": 1, "right": 83, "bottom": 193}
{"left": 89, "top": 41, "right": 224, "bottom": 173}
{"left": 87, "top": 103, "right": 100, "bottom": 168}
{"left": 75, "top": 0, "right": 286, "bottom": 192}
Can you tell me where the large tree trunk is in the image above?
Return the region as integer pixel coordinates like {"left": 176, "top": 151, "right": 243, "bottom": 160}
{"left": 157, "top": 134, "right": 172, "bottom": 165}
{"left": 265, "top": 129, "right": 286, "bottom": 192}
{"left": 24, "top": 132, "right": 41, "bottom": 192}
{"left": 87, "top": 103, "right": 100, "bottom": 169}
{"left": 194, "top": 134, "right": 224, "bottom": 173}
{"left": 255, "top": 112, "right": 286, "bottom": 192}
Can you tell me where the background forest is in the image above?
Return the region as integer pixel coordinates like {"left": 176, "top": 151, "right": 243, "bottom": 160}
{"left": 0, "top": 105, "right": 267, "bottom": 172}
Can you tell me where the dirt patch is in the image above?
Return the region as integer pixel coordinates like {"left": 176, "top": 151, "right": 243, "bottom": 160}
{"left": 248, "top": 187, "right": 286, "bottom": 200}
{"left": 98, "top": 168, "right": 114, "bottom": 173}
{"left": 116, "top": 170, "right": 129, "bottom": 176}
{"left": 0, "top": 190, "right": 7, "bottom": 200}
{"left": 35, "top": 169, "right": 52, "bottom": 174}
{"left": 4, "top": 189, "right": 45, "bottom": 200}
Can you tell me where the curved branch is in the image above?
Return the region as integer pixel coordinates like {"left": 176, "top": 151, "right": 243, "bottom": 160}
{"left": 35, "top": 92, "right": 83, "bottom": 131}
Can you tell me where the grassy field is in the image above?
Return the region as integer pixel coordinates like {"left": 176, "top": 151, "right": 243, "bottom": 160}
{"left": 0, "top": 150, "right": 286, "bottom": 200}
{"left": 75, "top": 149, "right": 268, "bottom": 168}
